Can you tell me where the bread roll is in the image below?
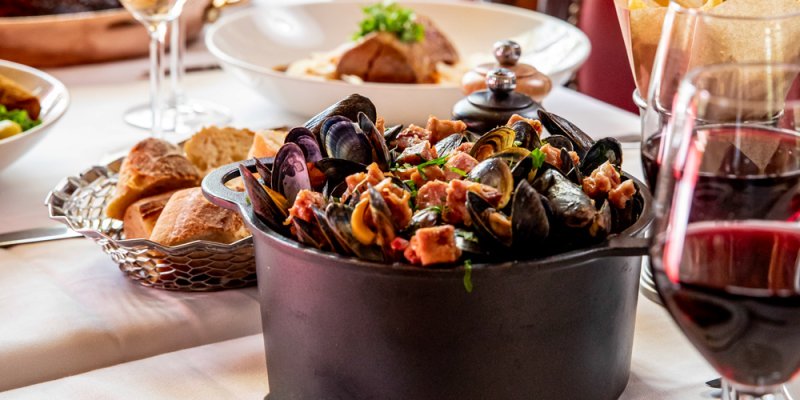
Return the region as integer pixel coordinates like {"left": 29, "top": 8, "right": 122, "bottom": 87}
{"left": 183, "top": 126, "right": 255, "bottom": 176}
{"left": 105, "top": 138, "right": 200, "bottom": 220}
{"left": 149, "top": 187, "right": 250, "bottom": 246}
{"left": 122, "top": 191, "right": 175, "bottom": 239}
{"left": 248, "top": 129, "right": 287, "bottom": 159}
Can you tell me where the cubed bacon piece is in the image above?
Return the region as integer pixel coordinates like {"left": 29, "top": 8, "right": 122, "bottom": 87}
{"left": 507, "top": 114, "right": 543, "bottom": 136}
{"left": 609, "top": 179, "right": 637, "bottom": 209}
{"left": 569, "top": 151, "right": 580, "bottom": 166}
{"left": 416, "top": 180, "right": 448, "bottom": 209}
{"left": 443, "top": 152, "right": 479, "bottom": 180}
{"left": 288, "top": 189, "right": 325, "bottom": 223}
{"left": 396, "top": 140, "right": 437, "bottom": 165}
{"left": 540, "top": 143, "right": 562, "bottom": 169}
{"left": 582, "top": 161, "right": 622, "bottom": 199}
{"left": 344, "top": 162, "right": 384, "bottom": 199}
{"left": 426, "top": 116, "right": 467, "bottom": 144}
{"left": 391, "top": 237, "right": 410, "bottom": 252}
{"left": 395, "top": 124, "right": 431, "bottom": 150}
{"left": 376, "top": 116, "right": 386, "bottom": 135}
{"left": 452, "top": 142, "right": 474, "bottom": 155}
{"left": 404, "top": 235, "right": 422, "bottom": 265}
{"left": 409, "top": 165, "right": 446, "bottom": 187}
{"left": 411, "top": 225, "right": 462, "bottom": 266}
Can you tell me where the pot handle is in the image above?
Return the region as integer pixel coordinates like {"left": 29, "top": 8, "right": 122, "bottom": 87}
{"left": 541, "top": 236, "right": 651, "bottom": 267}
{"left": 201, "top": 158, "right": 260, "bottom": 212}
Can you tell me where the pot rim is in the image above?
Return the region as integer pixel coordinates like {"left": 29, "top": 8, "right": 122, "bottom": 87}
{"left": 205, "top": 160, "right": 653, "bottom": 276}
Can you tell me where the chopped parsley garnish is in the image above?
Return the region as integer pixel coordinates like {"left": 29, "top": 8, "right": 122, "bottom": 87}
{"left": 415, "top": 156, "right": 448, "bottom": 180}
{"left": 463, "top": 259, "right": 473, "bottom": 293}
{"left": 0, "top": 105, "right": 40, "bottom": 131}
{"left": 425, "top": 205, "right": 443, "bottom": 214}
{"left": 530, "top": 148, "right": 546, "bottom": 170}
{"left": 456, "top": 230, "right": 478, "bottom": 243}
{"left": 513, "top": 140, "right": 523, "bottom": 147}
{"left": 448, "top": 166, "right": 467, "bottom": 177}
{"left": 353, "top": 2, "right": 425, "bottom": 43}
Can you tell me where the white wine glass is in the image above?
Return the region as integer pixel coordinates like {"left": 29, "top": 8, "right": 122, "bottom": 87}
{"left": 120, "top": 0, "right": 188, "bottom": 139}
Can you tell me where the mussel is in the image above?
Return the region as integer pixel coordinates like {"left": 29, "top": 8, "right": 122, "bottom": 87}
{"left": 434, "top": 133, "right": 467, "bottom": 158}
{"left": 538, "top": 110, "right": 593, "bottom": 157}
{"left": 304, "top": 94, "right": 377, "bottom": 147}
{"left": 467, "top": 158, "right": 515, "bottom": 209}
{"left": 272, "top": 143, "right": 312, "bottom": 205}
{"left": 579, "top": 138, "right": 622, "bottom": 176}
{"left": 469, "top": 126, "right": 515, "bottom": 161}
{"left": 466, "top": 179, "right": 549, "bottom": 253}
{"left": 285, "top": 127, "right": 323, "bottom": 163}
{"left": 511, "top": 120, "right": 541, "bottom": 150}
{"left": 533, "top": 169, "right": 611, "bottom": 243}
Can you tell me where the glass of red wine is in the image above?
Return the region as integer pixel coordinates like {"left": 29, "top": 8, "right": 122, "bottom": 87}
{"left": 640, "top": 1, "right": 800, "bottom": 191}
{"left": 651, "top": 62, "right": 800, "bottom": 400}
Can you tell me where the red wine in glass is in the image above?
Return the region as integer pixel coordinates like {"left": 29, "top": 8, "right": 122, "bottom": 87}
{"left": 641, "top": 125, "right": 800, "bottom": 221}
{"left": 654, "top": 221, "right": 800, "bottom": 387}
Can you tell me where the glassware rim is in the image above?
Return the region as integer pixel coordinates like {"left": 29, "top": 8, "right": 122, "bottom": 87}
{"left": 677, "top": 62, "right": 800, "bottom": 109}
{"left": 667, "top": 0, "right": 800, "bottom": 21}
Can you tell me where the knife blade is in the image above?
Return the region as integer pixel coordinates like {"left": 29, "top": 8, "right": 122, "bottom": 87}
{"left": 0, "top": 226, "right": 81, "bottom": 248}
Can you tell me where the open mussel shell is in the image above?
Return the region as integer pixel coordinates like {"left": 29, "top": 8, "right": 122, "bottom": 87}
{"left": 367, "top": 186, "right": 398, "bottom": 257}
{"left": 239, "top": 164, "right": 289, "bottom": 234}
{"left": 538, "top": 109, "right": 593, "bottom": 157}
{"left": 543, "top": 135, "right": 573, "bottom": 152}
{"left": 358, "top": 112, "right": 391, "bottom": 171}
{"left": 466, "top": 191, "right": 512, "bottom": 250}
{"left": 580, "top": 137, "right": 622, "bottom": 176}
{"left": 407, "top": 207, "right": 441, "bottom": 233}
{"left": 254, "top": 158, "right": 272, "bottom": 186}
{"left": 610, "top": 180, "right": 644, "bottom": 233}
{"left": 434, "top": 133, "right": 466, "bottom": 158}
{"left": 292, "top": 216, "right": 326, "bottom": 249}
{"left": 323, "top": 121, "right": 373, "bottom": 165}
{"left": 304, "top": 94, "right": 376, "bottom": 146}
{"left": 511, "top": 180, "right": 549, "bottom": 251}
{"left": 511, "top": 120, "right": 541, "bottom": 150}
{"left": 272, "top": 143, "right": 312, "bottom": 205}
{"left": 315, "top": 158, "right": 367, "bottom": 197}
{"left": 383, "top": 124, "right": 404, "bottom": 143}
{"left": 311, "top": 205, "right": 351, "bottom": 255}
{"left": 326, "top": 202, "right": 385, "bottom": 262}
{"left": 318, "top": 115, "right": 351, "bottom": 155}
{"left": 560, "top": 148, "right": 583, "bottom": 185}
{"left": 467, "top": 158, "right": 514, "bottom": 209}
{"left": 286, "top": 127, "right": 323, "bottom": 163}
{"left": 469, "top": 126, "right": 516, "bottom": 161}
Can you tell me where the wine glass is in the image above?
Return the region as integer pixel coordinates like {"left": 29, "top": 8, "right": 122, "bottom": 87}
{"left": 640, "top": 0, "right": 800, "bottom": 190}
{"left": 164, "top": 13, "right": 232, "bottom": 135}
{"left": 651, "top": 62, "right": 800, "bottom": 400}
{"left": 120, "top": 0, "right": 188, "bottom": 138}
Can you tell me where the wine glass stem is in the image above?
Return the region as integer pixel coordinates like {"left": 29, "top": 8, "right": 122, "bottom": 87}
{"left": 148, "top": 22, "right": 168, "bottom": 139}
{"left": 169, "top": 16, "right": 186, "bottom": 109}
{"left": 723, "top": 379, "right": 786, "bottom": 400}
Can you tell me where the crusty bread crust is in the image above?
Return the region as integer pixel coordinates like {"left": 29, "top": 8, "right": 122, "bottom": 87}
{"left": 149, "top": 187, "right": 249, "bottom": 246}
{"left": 247, "top": 129, "right": 287, "bottom": 159}
{"left": 122, "top": 191, "right": 176, "bottom": 240}
{"left": 105, "top": 138, "right": 200, "bottom": 220}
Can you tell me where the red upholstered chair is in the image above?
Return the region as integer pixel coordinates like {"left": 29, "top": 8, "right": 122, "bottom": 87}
{"left": 575, "top": 0, "right": 638, "bottom": 113}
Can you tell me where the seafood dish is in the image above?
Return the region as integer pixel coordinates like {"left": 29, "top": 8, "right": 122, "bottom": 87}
{"left": 0, "top": 74, "right": 41, "bottom": 140}
{"left": 279, "top": 2, "right": 464, "bottom": 85}
{"left": 238, "top": 94, "right": 644, "bottom": 267}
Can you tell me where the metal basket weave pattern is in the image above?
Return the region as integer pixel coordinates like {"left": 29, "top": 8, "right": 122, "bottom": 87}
{"left": 46, "top": 164, "right": 256, "bottom": 291}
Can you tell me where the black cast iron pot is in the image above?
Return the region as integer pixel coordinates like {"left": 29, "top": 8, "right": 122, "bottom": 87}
{"left": 203, "top": 158, "right": 653, "bottom": 400}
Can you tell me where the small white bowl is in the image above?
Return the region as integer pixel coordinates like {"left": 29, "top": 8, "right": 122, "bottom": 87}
{"left": 207, "top": 0, "right": 590, "bottom": 124}
{"left": 0, "top": 60, "right": 69, "bottom": 171}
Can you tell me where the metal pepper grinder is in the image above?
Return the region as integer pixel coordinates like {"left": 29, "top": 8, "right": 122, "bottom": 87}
{"left": 462, "top": 40, "right": 552, "bottom": 101}
{"left": 452, "top": 67, "right": 543, "bottom": 134}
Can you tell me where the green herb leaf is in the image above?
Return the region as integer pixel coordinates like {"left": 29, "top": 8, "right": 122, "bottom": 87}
{"left": 415, "top": 156, "right": 448, "bottom": 180}
{"left": 456, "top": 230, "right": 478, "bottom": 243}
{"left": 0, "top": 105, "right": 40, "bottom": 132}
{"left": 448, "top": 166, "right": 467, "bottom": 177}
{"left": 463, "top": 259, "right": 473, "bottom": 293}
{"left": 530, "top": 148, "right": 546, "bottom": 170}
{"left": 513, "top": 140, "right": 523, "bottom": 147}
{"left": 353, "top": 2, "right": 425, "bottom": 43}
{"left": 424, "top": 205, "right": 443, "bottom": 214}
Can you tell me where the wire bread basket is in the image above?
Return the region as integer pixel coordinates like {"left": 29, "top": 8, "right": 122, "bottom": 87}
{"left": 45, "top": 159, "right": 256, "bottom": 291}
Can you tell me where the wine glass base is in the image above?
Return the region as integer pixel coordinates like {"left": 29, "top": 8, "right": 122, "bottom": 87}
{"left": 123, "top": 99, "right": 232, "bottom": 137}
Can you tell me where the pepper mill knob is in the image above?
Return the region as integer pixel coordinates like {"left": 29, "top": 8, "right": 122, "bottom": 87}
{"left": 494, "top": 40, "right": 522, "bottom": 67}
{"left": 486, "top": 68, "right": 516, "bottom": 94}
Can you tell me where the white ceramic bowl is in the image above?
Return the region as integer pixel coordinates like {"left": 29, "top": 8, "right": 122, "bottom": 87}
{"left": 206, "top": 0, "right": 590, "bottom": 124}
{"left": 0, "top": 60, "right": 69, "bottom": 171}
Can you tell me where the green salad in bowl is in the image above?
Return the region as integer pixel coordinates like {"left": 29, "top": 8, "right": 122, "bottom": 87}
{"left": 0, "top": 73, "right": 42, "bottom": 140}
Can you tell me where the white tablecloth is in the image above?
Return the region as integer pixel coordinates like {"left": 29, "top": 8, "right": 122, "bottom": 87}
{"left": 0, "top": 45, "right": 749, "bottom": 398}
